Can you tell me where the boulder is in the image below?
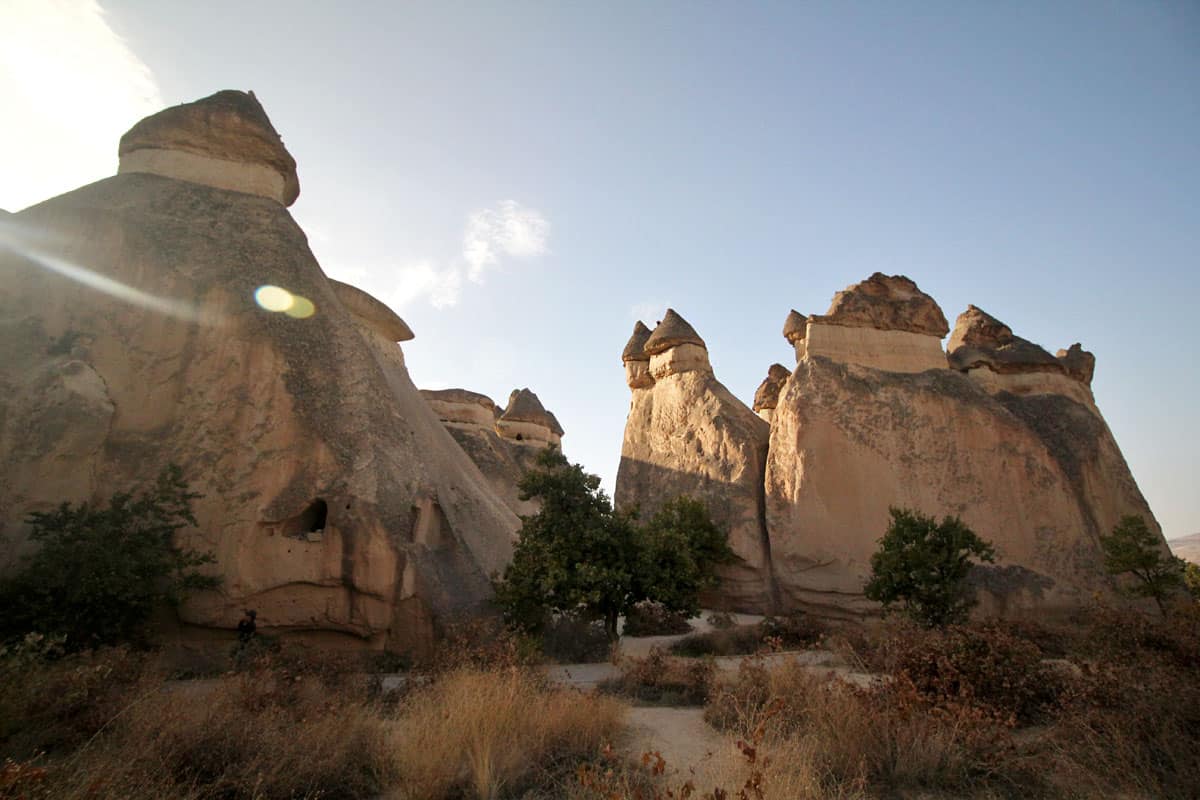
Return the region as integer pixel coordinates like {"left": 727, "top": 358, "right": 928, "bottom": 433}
{"left": 803, "top": 274, "right": 948, "bottom": 372}
{"left": 1056, "top": 343, "right": 1096, "bottom": 386}
{"left": 815, "top": 272, "right": 949, "bottom": 336}
{"left": 752, "top": 363, "right": 791, "bottom": 423}
{"left": 622, "top": 320, "right": 654, "bottom": 389}
{"left": 782, "top": 310, "right": 808, "bottom": 360}
{"left": 118, "top": 90, "right": 300, "bottom": 206}
{"left": 616, "top": 310, "right": 774, "bottom": 610}
{"left": 948, "top": 306, "right": 1096, "bottom": 407}
{"left": 0, "top": 93, "right": 519, "bottom": 656}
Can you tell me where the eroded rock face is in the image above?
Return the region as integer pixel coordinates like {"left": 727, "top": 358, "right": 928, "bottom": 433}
{"left": 620, "top": 274, "right": 1165, "bottom": 621}
{"left": 763, "top": 358, "right": 1154, "bottom": 617}
{"left": 615, "top": 315, "right": 774, "bottom": 610}
{"left": 421, "top": 387, "right": 566, "bottom": 518}
{"left": 0, "top": 96, "right": 519, "bottom": 655}
{"left": 118, "top": 90, "right": 300, "bottom": 206}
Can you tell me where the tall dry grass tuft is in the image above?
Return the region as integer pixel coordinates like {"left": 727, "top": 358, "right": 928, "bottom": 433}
{"left": 703, "top": 657, "right": 1021, "bottom": 797}
{"left": 388, "top": 668, "right": 623, "bottom": 800}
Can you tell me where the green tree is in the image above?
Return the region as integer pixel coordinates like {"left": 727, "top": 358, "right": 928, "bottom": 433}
{"left": 863, "top": 507, "right": 995, "bottom": 627}
{"left": 1100, "top": 515, "right": 1185, "bottom": 616}
{"left": 494, "top": 448, "right": 733, "bottom": 641}
{"left": 0, "top": 465, "right": 219, "bottom": 650}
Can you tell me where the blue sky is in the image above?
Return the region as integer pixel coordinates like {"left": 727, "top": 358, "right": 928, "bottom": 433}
{"left": 3, "top": 1, "right": 1197, "bottom": 538}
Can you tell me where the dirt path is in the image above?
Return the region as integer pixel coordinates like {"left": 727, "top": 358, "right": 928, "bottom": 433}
{"left": 622, "top": 705, "right": 734, "bottom": 784}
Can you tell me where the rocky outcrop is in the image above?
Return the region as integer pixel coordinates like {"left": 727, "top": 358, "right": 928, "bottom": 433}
{"left": 620, "top": 275, "right": 1165, "bottom": 621}
{"left": 802, "top": 274, "right": 948, "bottom": 373}
{"left": 622, "top": 321, "right": 654, "bottom": 389}
{"left": 752, "top": 364, "right": 791, "bottom": 423}
{"left": 0, "top": 93, "right": 519, "bottom": 656}
{"left": 118, "top": 90, "right": 300, "bottom": 206}
{"left": 947, "top": 306, "right": 1096, "bottom": 408}
{"left": 1056, "top": 343, "right": 1096, "bottom": 386}
{"left": 616, "top": 314, "right": 774, "bottom": 610}
{"left": 421, "top": 387, "right": 566, "bottom": 517}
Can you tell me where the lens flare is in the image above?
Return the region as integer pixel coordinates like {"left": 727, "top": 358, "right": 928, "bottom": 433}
{"left": 254, "top": 285, "right": 294, "bottom": 312}
{"left": 284, "top": 295, "right": 315, "bottom": 319}
{"left": 254, "top": 284, "right": 317, "bottom": 319}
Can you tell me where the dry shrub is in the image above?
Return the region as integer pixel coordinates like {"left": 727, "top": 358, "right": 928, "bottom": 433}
{"left": 868, "top": 621, "right": 1062, "bottom": 723}
{"left": 622, "top": 601, "right": 693, "bottom": 637}
{"left": 671, "top": 612, "right": 826, "bottom": 658}
{"left": 540, "top": 614, "right": 612, "bottom": 663}
{"left": 390, "top": 667, "right": 623, "bottom": 800}
{"left": 704, "top": 657, "right": 1023, "bottom": 797}
{"left": 426, "top": 616, "right": 540, "bottom": 673}
{"left": 600, "top": 648, "right": 715, "bottom": 706}
{"left": 0, "top": 639, "right": 155, "bottom": 759}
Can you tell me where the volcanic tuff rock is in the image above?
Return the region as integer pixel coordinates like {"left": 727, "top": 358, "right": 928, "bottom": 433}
{"left": 752, "top": 364, "right": 791, "bottom": 422}
{"left": 616, "top": 315, "right": 774, "bottom": 610}
{"left": 802, "top": 274, "right": 948, "bottom": 373}
{"left": 618, "top": 274, "right": 1166, "bottom": 620}
{"left": 947, "top": 306, "right": 1097, "bottom": 408}
{"left": 421, "top": 387, "right": 566, "bottom": 517}
{"left": 622, "top": 320, "right": 654, "bottom": 389}
{"left": 118, "top": 90, "right": 300, "bottom": 206}
{"left": 0, "top": 93, "right": 520, "bottom": 655}
{"left": 1056, "top": 343, "right": 1096, "bottom": 386}
{"left": 814, "top": 272, "right": 949, "bottom": 336}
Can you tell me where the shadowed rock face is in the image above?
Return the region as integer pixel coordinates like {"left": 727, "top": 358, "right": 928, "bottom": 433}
{"left": 619, "top": 276, "right": 1166, "bottom": 620}
{"left": 0, "top": 96, "right": 519, "bottom": 655}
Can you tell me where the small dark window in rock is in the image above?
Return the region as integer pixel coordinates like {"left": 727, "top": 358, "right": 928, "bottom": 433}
{"left": 515, "top": 433, "right": 523, "bottom": 441}
{"left": 298, "top": 499, "right": 327, "bottom": 532}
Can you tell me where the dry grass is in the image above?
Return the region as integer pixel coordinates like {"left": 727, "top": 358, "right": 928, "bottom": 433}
{"left": 599, "top": 648, "right": 716, "bottom": 706}
{"left": 0, "top": 646, "right": 622, "bottom": 800}
{"left": 389, "top": 668, "right": 624, "bottom": 800}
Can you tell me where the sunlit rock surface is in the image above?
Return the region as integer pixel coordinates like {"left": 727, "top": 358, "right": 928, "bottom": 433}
{"left": 616, "top": 313, "right": 775, "bottom": 611}
{"left": 0, "top": 93, "right": 519, "bottom": 655}
{"left": 618, "top": 275, "right": 1167, "bottom": 620}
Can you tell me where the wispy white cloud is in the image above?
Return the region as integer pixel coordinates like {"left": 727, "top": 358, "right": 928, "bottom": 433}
{"left": 391, "top": 260, "right": 463, "bottom": 310}
{"left": 355, "top": 200, "right": 549, "bottom": 310}
{"left": 0, "top": 0, "right": 163, "bottom": 211}
{"left": 462, "top": 200, "right": 550, "bottom": 283}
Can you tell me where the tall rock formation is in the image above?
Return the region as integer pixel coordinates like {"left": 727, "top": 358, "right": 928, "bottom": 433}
{"left": 615, "top": 310, "right": 774, "bottom": 610}
{"left": 420, "top": 387, "right": 565, "bottom": 517}
{"left": 764, "top": 276, "right": 1162, "bottom": 617}
{"left": 0, "top": 91, "right": 519, "bottom": 655}
{"left": 619, "top": 274, "right": 1166, "bottom": 620}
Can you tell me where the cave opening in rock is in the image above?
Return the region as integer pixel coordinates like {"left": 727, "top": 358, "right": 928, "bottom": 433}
{"left": 298, "top": 498, "right": 327, "bottom": 532}
{"left": 515, "top": 433, "right": 523, "bottom": 441}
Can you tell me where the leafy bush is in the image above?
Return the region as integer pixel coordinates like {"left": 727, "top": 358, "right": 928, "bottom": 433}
{"left": 0, "top": 466, "right": 218, "bottom": 650}
{"left": 621, "top": 601, "right": 693, "bottom": 637}
{"left": 863, "top": 507, "right": 995, "bottom": 627}
{"left": 539, "top": 613, "right": 611, "bottom": 663}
